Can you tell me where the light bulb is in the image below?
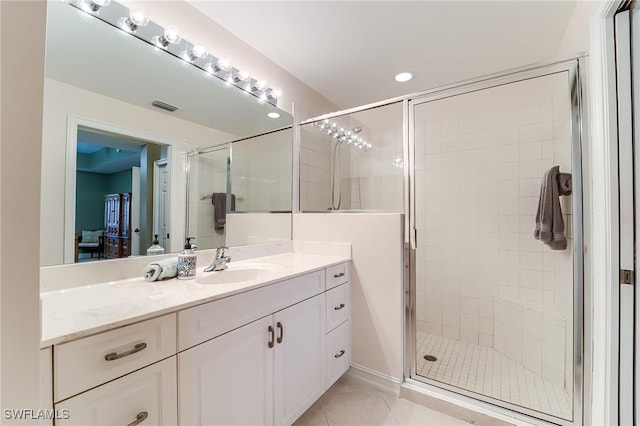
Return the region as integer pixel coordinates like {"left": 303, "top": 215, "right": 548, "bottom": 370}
{"left": 233, "top": 70, "right": 251, "bottom": 83}
{"left": 83, "top": 0, "right": 110, "bottom": 12}
{"left": 217, "top": 58, "right": 231, "bottom": 71}
{"left": 157, "top": 26, "right": 181, "bottom": 48}
{"left": 394, "top": 72, "right": 413, "bottom": 83}
{"left": 186, "top": 44, "right": 207, "bottom": 61}
{"left": 130, "top": 10, "right": 148, "bottom": 26}
{"left": 251, "top": 80, "right": 268, "bottom": 93}
{"left": 118, "top": 9, "right": 148, "bottom": 32}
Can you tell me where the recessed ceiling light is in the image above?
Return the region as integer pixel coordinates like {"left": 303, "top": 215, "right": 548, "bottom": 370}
{"left": 267, "top": 112, "right": 280, "bottom": 119}
{"left": 395, "top": 72, "right": 413, "bottom": 83}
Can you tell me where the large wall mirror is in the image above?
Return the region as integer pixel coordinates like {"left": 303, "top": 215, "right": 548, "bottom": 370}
{"left": 41, "top": 1, "right": 293, "bottom": 266}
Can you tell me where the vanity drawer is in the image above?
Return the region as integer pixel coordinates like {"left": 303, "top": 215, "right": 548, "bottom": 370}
{"left": 179, "top": 270, "right": 325, "bottom": 351}
{"left": 326, "top": 282, "right": 350, "bottom": 332}
{"left": 326, "top": 263, "right": 349, "bottom": 290}
{"left": 54, "top": 314, "right": 176, "bottom": 402}
{"left": 326, "top": 320, "right": 350, "bottom": 388}
{"left": 55, "top": 357, "right": 177, "bottom": 426}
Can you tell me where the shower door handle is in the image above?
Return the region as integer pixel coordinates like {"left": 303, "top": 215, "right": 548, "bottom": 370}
{"left": 411, "top": 228, "right": 417, "bottom": 250}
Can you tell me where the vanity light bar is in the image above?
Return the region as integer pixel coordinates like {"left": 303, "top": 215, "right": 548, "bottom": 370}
{"left": 313, "top": 119, "right": 372, "bottom": 151}
{"left": 68, "top": 0, "right": 281, "bottom": 107}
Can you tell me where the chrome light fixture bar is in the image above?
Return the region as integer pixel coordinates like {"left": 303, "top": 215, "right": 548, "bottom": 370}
{"left": 313, "top": 119, "right": 372, "bottom": 151}
{"left": 68, "top": 0, "right": 281, "bottom": 107}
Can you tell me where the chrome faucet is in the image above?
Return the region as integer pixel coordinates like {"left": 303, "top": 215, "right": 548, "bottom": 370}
{"left": 204, "top": 246, "right": 231, "bottom": 272}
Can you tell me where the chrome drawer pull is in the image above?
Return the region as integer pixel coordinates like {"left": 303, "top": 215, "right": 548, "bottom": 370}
{"left": 104, "top": 343, "right": 147, "bottom": 361}
{"left": 127, "top": 411, "right": 148, "bottom": 426}
{"left": 333, "top": 272, "right": 345, "bottom": 278}
{"left": 334, "top": 303, "right": 345, "bottom": 310}
{"left": 334, "top": 349, "right": 346, "bottom": 358}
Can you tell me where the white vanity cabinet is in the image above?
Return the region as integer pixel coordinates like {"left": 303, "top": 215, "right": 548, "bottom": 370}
{"left": 45, "top": 260, "right": 351, "bottom": 426}
{"left": 178, "top": 316, "right": 274, "bottom": 425}
{"left": 52, "top": 314, "right": 178, "bottom": 426}
{"left": 325, "top": 281, "right": 351, "bottom": 388}
{"left": 56, "top": 357, "right": 177, "bottom": 426}
{"left": 178, "top": 284, "right": 327, "bottom": 426}
{"left": 273, "top": 294, "right": 326, "bottom": 425}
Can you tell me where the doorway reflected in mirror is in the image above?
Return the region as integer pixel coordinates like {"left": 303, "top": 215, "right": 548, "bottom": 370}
{"left": 73, "top": 127, "right": 169, "bottom": 263}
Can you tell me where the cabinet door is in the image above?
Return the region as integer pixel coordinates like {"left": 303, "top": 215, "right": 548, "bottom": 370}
{"left": 104, "top": 194, "right": 121, "bottom": 236}
{"left": 179, "top": 316, "right": 274, "bottom": 426}
{"left": 55, "top": 357, "right": 176, "bottom": 426}
{"left": 274, "top": 294, "right": 326, "bottom": 425}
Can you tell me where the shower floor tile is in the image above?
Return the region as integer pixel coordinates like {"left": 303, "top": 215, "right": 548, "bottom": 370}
{"left": 415, "top": 332, "right": 572, "bottom": 421}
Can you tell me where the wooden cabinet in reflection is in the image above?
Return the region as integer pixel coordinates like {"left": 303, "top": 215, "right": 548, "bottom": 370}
{"left": 104, "top": 193, "right": 131, "bottom": 259}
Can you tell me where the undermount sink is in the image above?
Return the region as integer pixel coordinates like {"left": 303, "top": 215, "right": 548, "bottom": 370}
{"left": 195, "top": 267, "right": 267, "bottom": 285}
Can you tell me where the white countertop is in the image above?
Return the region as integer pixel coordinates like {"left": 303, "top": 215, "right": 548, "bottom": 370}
{"left": 41, "top": 252, "right": 350, "bottom": 347}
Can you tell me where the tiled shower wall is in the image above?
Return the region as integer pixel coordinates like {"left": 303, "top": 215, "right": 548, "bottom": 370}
{"left": 300, "top": 102, "right": 403, "bottom": 212}
{"left": 414, "top": 72, "right": 574, "bottom": 390}
{"left": 300, "top": 127, "right": 340, "bottom": 211}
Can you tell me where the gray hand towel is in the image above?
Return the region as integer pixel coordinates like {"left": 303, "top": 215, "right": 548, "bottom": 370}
{"left": 212, "top": 193, "right": 236, "bottom": 230}
{"left": 534, "top": 166, "right": 571, "bottom": 250}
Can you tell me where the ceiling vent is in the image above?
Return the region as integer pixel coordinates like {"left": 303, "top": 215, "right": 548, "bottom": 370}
{"left": 152, "top": 100, "right": 179, "bottom": 112}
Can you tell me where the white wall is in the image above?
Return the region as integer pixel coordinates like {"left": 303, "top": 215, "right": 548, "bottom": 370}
{"left": 0, "top": 0, "right": 46, "bottom": 420}
{"left": 556, "top": 1, "right": 595, "bottom": 58}
{"left": 41, "top": 78, "right": 236, "bottom": 266}
{"left": 293, "top": 213, "right": 404, "bottom": 382}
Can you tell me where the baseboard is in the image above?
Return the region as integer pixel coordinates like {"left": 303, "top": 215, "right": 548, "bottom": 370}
{"left": 346, "top": 364, "right": 402, "bottom": 396}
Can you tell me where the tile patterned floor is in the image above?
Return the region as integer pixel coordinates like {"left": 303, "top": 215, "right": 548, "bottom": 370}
{"left": 416, "top": 333, "right": 572, "bottom": 421}
{"left": 294, "top": 374, "right": 472, "bottom": 426}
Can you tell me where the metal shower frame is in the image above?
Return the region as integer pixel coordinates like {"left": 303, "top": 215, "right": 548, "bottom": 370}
{"left": 297, "top": 55, "right": 588, "bottom": 426}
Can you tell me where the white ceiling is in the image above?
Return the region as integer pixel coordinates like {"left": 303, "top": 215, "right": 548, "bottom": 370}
{"left": 189, "top": 1, "right": 577, "bottom": 110}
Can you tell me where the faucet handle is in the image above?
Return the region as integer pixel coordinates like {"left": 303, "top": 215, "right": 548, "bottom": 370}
{"left": 215, "top": 246, "right": 229, "bottom": 258}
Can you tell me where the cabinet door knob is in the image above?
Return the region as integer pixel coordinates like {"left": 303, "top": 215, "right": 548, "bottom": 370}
{"left": 334, "top": 303, "right": 345, "bottom": 311}
{"left": 104, "top": 342, "right": 147, "bottom": 361}
{"left": 126, "top": 411, "right": 148, "bottom": 426}
{"left": 334, "top": 349, "right": 346, "bottom": 358}
{"left": 268, "top": 326, "right": 275, "bottom": 348}
{"left": 333, "top": 272, "right": 345, "bottom": 278}
{"left": 276, "top": 322, "right": 284, "bottom": 344}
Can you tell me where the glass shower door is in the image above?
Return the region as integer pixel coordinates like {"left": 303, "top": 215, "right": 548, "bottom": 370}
{"left": 410, "top": 70, "right": 580, "bottom": 423}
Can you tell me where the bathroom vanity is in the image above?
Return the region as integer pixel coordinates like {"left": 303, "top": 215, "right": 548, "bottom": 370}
{"left": 40, "top": 251, "right": 351, "bottom": 426}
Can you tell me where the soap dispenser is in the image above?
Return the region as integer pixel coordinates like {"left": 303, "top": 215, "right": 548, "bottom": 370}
{"left": 146, "top": 234, "right": 166, "bottom": 256}
{"left": 177, "top": 237, "right": 197, "bottom": 280}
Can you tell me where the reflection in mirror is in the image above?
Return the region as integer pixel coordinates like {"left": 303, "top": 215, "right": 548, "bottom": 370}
{"left": 186, "top": 145, "right": 230, "bottom": 251}
{"left": 231, "top": 128, "right": 293, "bottom": 212}
{"left": 187, "top": 127, "right": 293, "bottom": 250}
{"left": 40, "top": 1, "right": 293, "bottom": 266}
{"left": 74, "top": 127, "right": 169, "bottom": 263}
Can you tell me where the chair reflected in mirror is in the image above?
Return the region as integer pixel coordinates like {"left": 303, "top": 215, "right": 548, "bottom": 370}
{"left": 75, "top": 230, "right": 104, "bottom": 263}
